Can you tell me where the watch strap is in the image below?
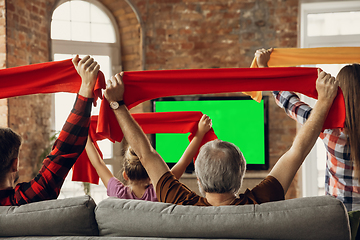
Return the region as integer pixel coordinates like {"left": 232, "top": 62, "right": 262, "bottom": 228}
{"left": 117, "top": 100, "right": 125, "bottom": 106}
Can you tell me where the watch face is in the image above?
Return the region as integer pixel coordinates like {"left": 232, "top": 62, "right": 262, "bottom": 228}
{"left": 110, "top": 101, "right": 119, "bottom": 110}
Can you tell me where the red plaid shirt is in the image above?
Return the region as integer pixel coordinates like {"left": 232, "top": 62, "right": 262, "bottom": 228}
{"left": 273, "top": 91, "right": 360, "bottom": 211}
{"left": 0, "top": 94, "right": 92, "bottom": 206}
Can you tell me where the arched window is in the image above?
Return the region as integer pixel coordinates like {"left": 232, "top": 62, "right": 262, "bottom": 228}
{"left": 51, "top": 0, "right": 121, "bottom": 203}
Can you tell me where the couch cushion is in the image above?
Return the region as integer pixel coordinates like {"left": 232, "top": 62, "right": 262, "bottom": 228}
{"left": 95, "top": 195, "right": 350, "bottom": 240}
{"left": 0, "top": 195, "right": 98, "bottom": 237}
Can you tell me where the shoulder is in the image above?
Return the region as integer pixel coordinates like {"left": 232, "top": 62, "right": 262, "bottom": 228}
{"left": 156, "top": 171, "right": 208, "bottom": 205}
{"left": 236, "top": 176, "right": 284, "bottom": 205}
{"left": 143, "top": 184, "right": 158, "bottom": 202}
{"left": 107, "top": 177, "right": 128, "bottom": 198}
{"left": 107, "top": 177, "right": 124, "bottom": 187}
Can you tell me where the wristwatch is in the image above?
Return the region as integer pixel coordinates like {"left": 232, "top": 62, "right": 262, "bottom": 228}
{"left": 109, "top": 100, "right": 125, "bottom": 110}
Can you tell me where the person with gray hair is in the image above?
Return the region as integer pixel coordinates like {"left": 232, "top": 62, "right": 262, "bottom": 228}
{"left": 104, "top": 68, "right": 338, "bottom": 206}
{"left": 195, "top": 140, "right": 246, "bottom": 197}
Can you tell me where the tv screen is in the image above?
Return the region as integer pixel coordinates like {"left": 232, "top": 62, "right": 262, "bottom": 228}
{"left": 151, "top": 96, "right": 269, "bottom": 172}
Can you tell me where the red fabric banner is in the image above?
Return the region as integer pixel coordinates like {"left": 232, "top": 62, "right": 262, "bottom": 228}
{"left": 0, "top": 59, "right": 105, "bottom": 104}
{"left": 97, "top": 67, "right": 345, "bottom": 139}
{"left": 0, "top": 59, "right": 345, "bottom": 184}
{"left": 72, "top": 112, "right": 218, "bottom": 184}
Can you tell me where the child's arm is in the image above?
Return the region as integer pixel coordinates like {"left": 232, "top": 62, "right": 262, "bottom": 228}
{"left": 170, "top": 114, "right": 212, "bottom": 179}
{"left": 85, "top": 135, "right": 114, "bottom": 188}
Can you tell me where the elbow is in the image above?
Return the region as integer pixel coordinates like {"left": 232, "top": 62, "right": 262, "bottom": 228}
{"left": 136, "top": 146, "right": 158, "bottom": 163}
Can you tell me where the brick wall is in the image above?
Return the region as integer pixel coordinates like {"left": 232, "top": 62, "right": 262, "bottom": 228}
{"left": 100, "top": 0, "right": 143, "bottom": 71}
{"left": 5, "top": 0, "right": 53, "bottom": 182}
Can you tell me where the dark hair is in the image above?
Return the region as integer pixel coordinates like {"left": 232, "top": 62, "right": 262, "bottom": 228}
{"left": 337, "top": 64, "right": 360, "bottom": 177}
{"left": 123, "top": 147, "right": 149, "bottom": 181}
{"left": 0, "top": 128, "right": 22, "bottom": 179}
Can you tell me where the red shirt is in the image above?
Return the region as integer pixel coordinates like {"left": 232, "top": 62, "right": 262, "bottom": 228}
{"left": 0, "top": 94, "right": 92, "bottom": 206}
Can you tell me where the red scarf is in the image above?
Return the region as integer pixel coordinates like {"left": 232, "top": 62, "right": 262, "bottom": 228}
{"left": 98, "top": 67, "right": 345, "bottom": 138}
{"left": 72, "top": 112, "right": 218, "bottom": 184}
{"left": 0, "top": 59, "right": 105, "bottom": 105}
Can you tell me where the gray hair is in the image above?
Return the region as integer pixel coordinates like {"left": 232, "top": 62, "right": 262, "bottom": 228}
{"left": 195, "top": 139, "right": 246, "bottom": 195}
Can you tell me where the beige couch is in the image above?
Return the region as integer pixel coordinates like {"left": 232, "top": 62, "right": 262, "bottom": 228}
{"left": 0, "top": 195, "right": 351, "bottom": 239}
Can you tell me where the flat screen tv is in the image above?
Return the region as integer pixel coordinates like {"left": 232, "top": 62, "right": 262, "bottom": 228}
{"left": 151, "top": 96, "right": 269, "bottom": 172}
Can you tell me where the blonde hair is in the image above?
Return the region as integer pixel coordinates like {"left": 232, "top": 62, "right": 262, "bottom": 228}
{"left": 123, "top": 147, "right": 149, "bottom": 181}
{"left": 337, "top": 64, "right": 360, "bottom": 177}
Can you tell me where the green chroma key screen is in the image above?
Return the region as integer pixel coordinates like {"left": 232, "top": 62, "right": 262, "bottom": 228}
{"left": 152, "top": 96, "right": 269, "bottom": 170}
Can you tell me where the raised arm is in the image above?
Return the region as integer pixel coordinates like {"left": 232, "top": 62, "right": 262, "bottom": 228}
{"left": 269, "top": 69, "right": 339, "bottom": 194}
{"left": 171, "top": 114, "right": 212, "bottom": 179}
{"left": 85, "top": 135, "right": 114, "bottom": 188}
{"left": 12, "top": 56, "right": 100, "bottom": 205}
{"left": 104, "top": 73, "right": 170, "bottom": 190}
{"left": 255, "top": 48, "right": 313, "bottom": 124}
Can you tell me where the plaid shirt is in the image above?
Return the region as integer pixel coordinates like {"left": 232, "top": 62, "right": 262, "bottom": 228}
{"left": 0, "top": 94, "right": 92, "bottom": 206}
{"left": 273, "top": 91, "right": 360, "bottom": 211}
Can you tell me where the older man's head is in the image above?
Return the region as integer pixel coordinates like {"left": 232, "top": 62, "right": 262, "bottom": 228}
{"left": 195, "top": 139, "right": 246, "bottom": 196}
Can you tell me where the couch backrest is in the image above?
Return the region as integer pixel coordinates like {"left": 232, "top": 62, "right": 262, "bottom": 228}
{"left": 95, "top": 195, "right": 351, "bottom": 240}
{"left": 0, "top": 195, "right": 98, "bottom": 237}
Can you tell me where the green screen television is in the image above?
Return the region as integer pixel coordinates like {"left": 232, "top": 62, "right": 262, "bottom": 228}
{"left": 151, "top": 96, "right": 269, "bottom": 172}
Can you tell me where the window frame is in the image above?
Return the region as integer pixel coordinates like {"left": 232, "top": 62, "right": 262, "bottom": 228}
{"left": 51, "top": 0, "right": 122, "bottom": 202}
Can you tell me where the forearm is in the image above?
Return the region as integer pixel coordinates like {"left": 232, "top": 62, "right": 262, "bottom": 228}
{"left": 112, "top": 105, "right": 170, "bottom": 187}
{"left": 47, "top": 94, "right": 92, "bottom": 168}
{"left": 78, "top": 85, "right": 94, "bottom": 98}
{"left": 291, "top": 98, "right": 331, "bottom": 157}
{"left": 113, "top": 105, "right": 153, "bottom": 158}
{"left": 171, "top": 133, "right": 205, "bottom": 179}
{"left": 269, "top": 98, "right": 332, "bottom": 193}
{"left": 85, "top": 138, "right": 114, "bottom": 187}
{"left": 25, "top": 95, "right": 92, "bottom": 201}
{"left": 272, "top": 91, "right": 312, "bottom": 124}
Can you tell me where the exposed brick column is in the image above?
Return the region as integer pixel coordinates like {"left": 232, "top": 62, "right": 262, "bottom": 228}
{"left": 6, "top": 0, "right": 53, "bottom": 182}
{"left": 0, "top": 0, "right": 7, "bottom": 128}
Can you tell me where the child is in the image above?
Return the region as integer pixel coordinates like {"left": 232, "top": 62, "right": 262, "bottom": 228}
{"left": 85, "top": 114, "right": 212, "bottom": 201}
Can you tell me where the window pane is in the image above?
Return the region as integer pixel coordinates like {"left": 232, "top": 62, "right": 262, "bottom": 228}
{"left": 55, "top": 92, "right": 76, "bottom": 131}
{"left": 91, "top": 4, "right": 110, "bottom": 23}
{"left": 71, "top": 22, "right": 91, "bottom": 41}
{"left": 51, "top": 20, "right": 71, "bottom": 40}
{"left": 307, "top": 11, "right": 360, "bottom": 36}
{"left": 54, "top": 53, "right": 73, "bottom": 61}
{"left": 52, "top": 0, "right": 116, "bottom": 43}
{"left": 70, "top": 0, "right": 90, "bottom": 22}
{"left": 98, "top": 140, "right": 113, "bottom": 159}
{"left": 91, "top": 23, "right": 116, "bottom": 43}
{"left": 52, "top": 1, "right": 71, "bottom": 21}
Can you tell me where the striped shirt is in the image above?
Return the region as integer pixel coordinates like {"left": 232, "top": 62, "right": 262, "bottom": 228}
{"left": 273, "top": 91, "right": 360, "bottom": 211}
{"left": 0, "top": 94, "right": 92, "bottom": 206}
